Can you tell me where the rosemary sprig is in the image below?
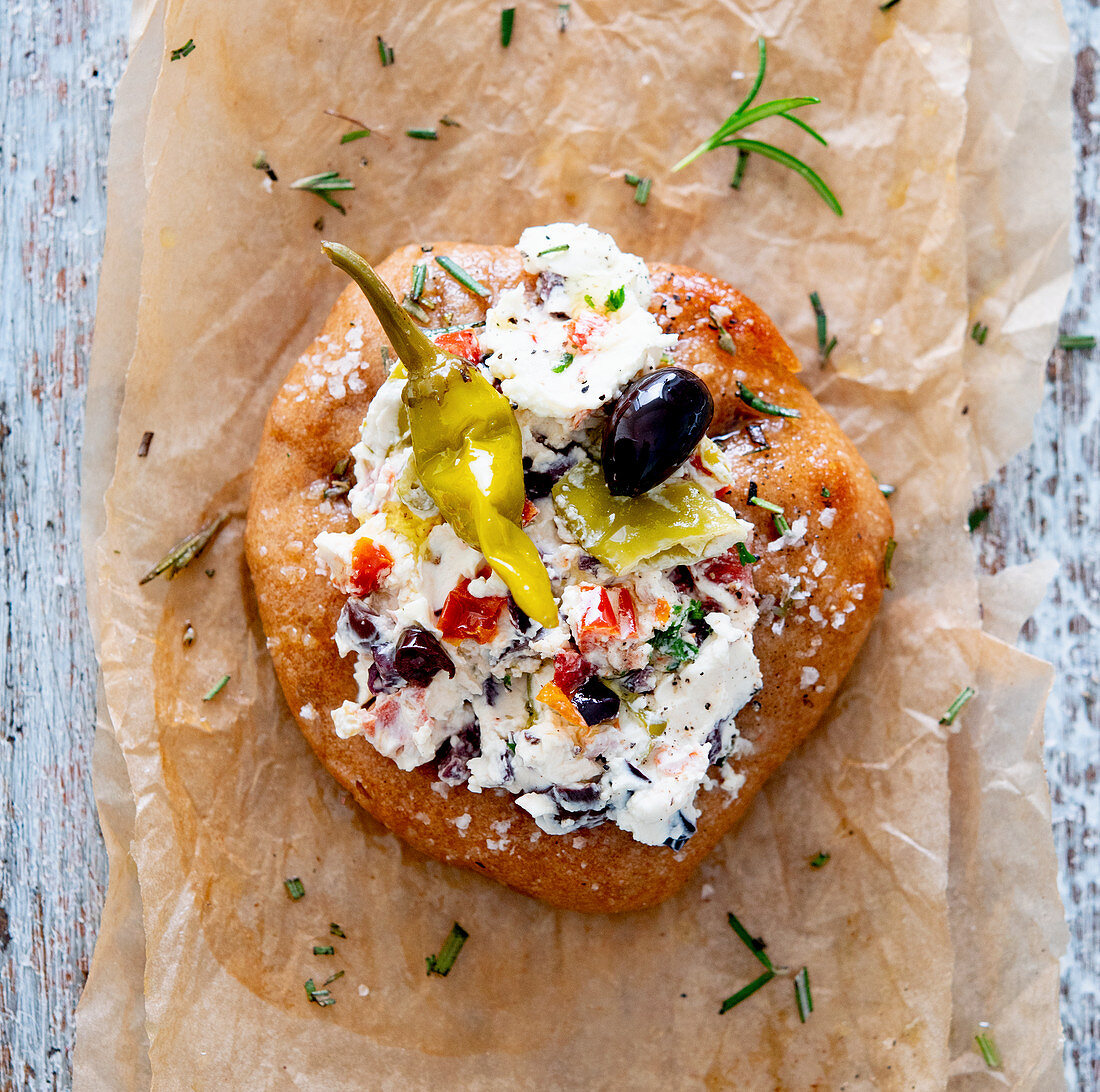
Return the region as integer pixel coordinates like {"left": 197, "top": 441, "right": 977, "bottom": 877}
{"left": 729, "top": 148, "right": 750, "bottom": 189}
{"left": 501, "top": 7, "right": 515, "bottom": 47}
{"left": 719, "top": 969, "right": 775, "bottom": 1013}
{"left": 290, "top": 171, "right": 354, "bottom": 214}
{"left": 410, "top": 260, "right": 427, "bottom": 302}
{"left": 672, "top": 38, "right": 842, "bottom": 216}
{"left": 426, "top": 922, "right": 469, "bottom": 976}
{"left": 340, "top": 129, "right": 370, "bottom": 144}
{"left": 737, "top": 381, "right": 801, "bottom": 419}
{"left": 939, "top": 686, "right": 976, "bottom": 726}
{"left": 434, "top": 255, "right": 491, "bottom": 298}
{"left": 140, "top": 513, "right": 228, "bottom": 584}
{"left": 170, "top": 39, "right": 195, "bottom": 61}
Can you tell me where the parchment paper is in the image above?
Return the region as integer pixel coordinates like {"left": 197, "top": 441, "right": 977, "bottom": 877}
{"left": 76, "top": 0, "right": 1070, "bottom": 1087}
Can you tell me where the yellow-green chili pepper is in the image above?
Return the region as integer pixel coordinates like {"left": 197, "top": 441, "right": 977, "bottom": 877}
{"left": 322, "top": 242, "right": 557, "bottom": 628}
{"left": 553, "top": 459, "right": 750, "bottom": 574}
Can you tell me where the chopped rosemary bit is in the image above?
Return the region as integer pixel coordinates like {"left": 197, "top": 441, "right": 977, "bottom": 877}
{"left": 884, "top": 537, "right": 897, "bottom": 589}
{"left": 970, "top": 322, "right": 989, "bottom": 345}
{"left": 553, "top": 352, "right": 575, "bottom": 373}
{"left": 557, "top": 2, "right": 571, "bottom": 31}
{"left": 137, "top": 430, "right": 153, "bottom": 457}
{"left": 440, "top": 115, "right": 461, "bottom": 127}
{"left": 820, "top": 486, "right": 830, "bottom": 498}
{"left": 202, "top": 674, "right": 230, "bottom": 702}
{"left": 435, "top": 255, "right": 491, "bottom": 298}
{"left": 340, "top": 129, "right": 370, "bottom": 144}
{"left": 330, "top": 923, "right": 346, "bottom": 937}
{"left": 729, "top": 148, "right": 750, "bottom": 189}
{"left": 140, "top": 513, "right": 228, "bottom": 584}
{"left": 284, "top": 877, "right": 305, "bottom": 901}
{"left": 313, "top": 945, "right": 335, "bottom": 956}
{"left": 376, "top": 35, "right": 394, "bottom": 67}
{"left": 1058, "top": 333, "right": 1096, "bottom": 350}
{"left": 673, "top": 38, "right": 841, "bottom": 216}
{"left": 794, "top": 966, "right": 813, "bottom": 1022}
{"left": 968, "top": 506, "right": 990, "bottom": 532}
{"left": 736, "top": 542, "right": 758, "bottom": 565}
{"left": 809, "top": 291, "right": 837, "bottom": 364}
{"left": 252, "top": 152, "right": 278, "bottom": 182}
{"left": 634, "top": 177, "right": 652, "bottom": 205}
{"left": 879, "top": 482, "right": 896, "bottom": 498}
{"left": 879, "top": 0, "right": 903, "bottom": 10}
{"left": 727, "top": 911, "right": 774, "bottom": 970}
{"left": 425, "top": 922, "right": 469, "bottom": 976}
{"left": 402, "top": 296, "right": 432, "bottom": 323}
{"left": 719, "top": 969, "right": 775, "bottom": 1013}
{"left": 406, "top": 128, "right": 439, "bottom": 141}
{"left": 737, "top": 381, "right": 801, "bottom": 418}
{"left": 809, "top": 851, "right": 830, "bottom": 869}
{"left": 170, "top": 38, "right": 195, "bottom": 61}
{"left": 537, "top": 243, "right": 570, "bottom": 257}
{"left": 975, "top": 1030, "right": 1002, "bottom": 1068}
{"left": 323, "top": 970, "right": 345, "bottom": 986}
{"left": 410, "top": 261, "right": 427, "bottom": 302}
{"left": 290, "top": 171, "right": 354, "bottom": 214}
{"left": 182, "top": 623, "right": 196, "bottom": 647}
{"left": 939, "top": 686, "right": 976, "bottom": 726}
{"left": 749, "top": 496, "right": 784, "bottom": 516}
{"left": 305, "top": 978, "right": 335, "bottom": 1006}
{"left": 624, "top": 171, "right": 641, "bottom": 186}
{"left": 501, "top": 7, "right": 515, "bottom": 47}
{"left": 605, "top": 286, "right": 626, "bottom": 312}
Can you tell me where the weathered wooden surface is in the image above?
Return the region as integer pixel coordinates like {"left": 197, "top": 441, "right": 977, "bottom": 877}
{"left": 0, "top": 1, "right": 1097, "bottom": 1088}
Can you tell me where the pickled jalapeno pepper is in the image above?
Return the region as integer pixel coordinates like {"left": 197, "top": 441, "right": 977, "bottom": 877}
{"left": 322, "top": 242, "right": 558, "bottom": 629}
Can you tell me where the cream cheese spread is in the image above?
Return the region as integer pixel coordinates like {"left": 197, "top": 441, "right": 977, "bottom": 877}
{"left": 315, "top": 223, "right": 762, "bottom": 849}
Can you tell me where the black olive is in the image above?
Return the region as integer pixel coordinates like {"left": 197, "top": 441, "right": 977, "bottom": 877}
{"left": 552, "top": 783, "right": 603, "bottom": 810}
{"left": 392, "top": 625, "right": 455, "bottom": 687}
{"left": 601, "top": 367, "right": 714, "bottom": 496}
{"left": 570, "top": 676, "right": 620, "bottom": 726}
{"left": 344, "top": 597, "right": 378, "bottom": 643}
{"left": 367, "top": 646, "right": 402, "bottom": 695}
{"left": 662, "top": 810, "right": 697, "bottom": 851}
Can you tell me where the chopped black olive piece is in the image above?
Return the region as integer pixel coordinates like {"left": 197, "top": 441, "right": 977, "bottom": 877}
{"left": 663, "top": 810, "right": 697, "bottom": 851}
{"left": 344, "top": 597, "right": 378, "bottom": 643}
{"left": 392, "top": 625, "right": 456, "bottom": 686}
{"left": 571, "top": 677, "right": 620, "bottom": 725}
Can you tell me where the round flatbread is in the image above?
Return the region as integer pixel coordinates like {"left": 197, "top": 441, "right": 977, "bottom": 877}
{"left": 245, "top": 242, "right": 893, "bottom": 912}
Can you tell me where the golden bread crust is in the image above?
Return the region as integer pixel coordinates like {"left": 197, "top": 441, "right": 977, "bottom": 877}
{"left": 245, "top": 243, "right": 893, "bottom": 912}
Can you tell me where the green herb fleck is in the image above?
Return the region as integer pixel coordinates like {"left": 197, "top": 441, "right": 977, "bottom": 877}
{"left": 553, "top": 352, "right": 575, "bottom": 374}
{"left": 170, "top": 39, "right": 195, "bottom": 61}
{"left": 794, "top": 966, "right": 813, "bottom": 1023}
{"left": 967, "top": 506, "right": 990, "bottom": 532}
{"left": 434, "top": 255, "right": 491, "bottom": 298}
{"left": 879, "top": 0, "right": 903, "bottom": 10}
{"left": 634, "top": 176, "right": 652, "bottom": 205}
{"left": 304, "top": 978, "right": 335, "bottom": 1006}
{"left": 140, "top": 513, "right": 228, "bottom": 585}
{"left": 406, "top": 128, "right": 439, "bottom": 141}
{"left": 729, "top": 148, "right": 750, "bottom": 189}
{"left": 323, "top": 970, "right": 345, "bottom": 986}
{"left": 820, "top": 486, "right": 830, "bottom": 498}
{"left": 624, "top": 171, "right": 641, "bottom": 186}
{"left": 290, "top": 171, "right": 354, "bottom": 214}
{"left": 736, "top": 542, "right": 758, "bottom": 565}
{"left": 340, "top": 129, "right": 370, "bottom": 144}
{"left": 727, "top": 910, "right": 774, "bottom": 970}
{"left": 410, "top": 261, "right": 427, "bottom": 302}
{"left": 970, "top": 322, "right": 989, "bottom": 346}
{"left": 605, "top": 286, "right": 626, "bottom": 312}
{"left": 673, "top": 38, "right": 841, "bottom": 216}
{"left": 939, "top": 686, "right": 976, "bottom": 727}
{"left": 202, "top": 674, "right": 230, "bottom": 702}
{"left": 810, "top": 291, "right": 837, "bottom": 364}
{"left": 313, "top": 945, "right": 335, "bottom": 956}
{"left": 503, "top": 673, "right": 513, "bottom": 689}
{"left": 809, "top": 851, "right": 830, "bottom": 869}
{"left": 440, "top": 115, "right": 461, "bottom": 127}
{"left": 426, "top": 922, "right": 469, "bottom": 977}
{"left": 584, "top": 293, "right": 596, "bottom": 309}
{"left": 501, "top": 7, "right": 515, "bottom": 46}
{"left": 975, "top": 1030, "right": 1001, "bottom": 1068}
{"left": 749, "top": 496, "right": 784, "bottom": 516}
{"left": 1059, "top": 333, "right": 1096, "bottom": 350}
{"left": 650, "top": 600, "right": 710, "bottom": 668}
{"left": 252, "top": 152, "right": 278, "bottom": 182}
{"left": 376, "top": 35, "right": 394, "bottom": 67}
{"left": 284, "top": 877, "right": 305, "bottom": 901}
{"left": 737, "top": 381, "right": 801, "bottom": 419}
{"left": 330, "top": 923, "right": 346, "bottom": 938}
{"left": 719, "top": 969, "right": 775, "bottom": 1013}
{"left": 537, "top": 244, "right": 570, "bottom": 257}
{"left": 884, "top": 537, "right": 897, "bottom": 589}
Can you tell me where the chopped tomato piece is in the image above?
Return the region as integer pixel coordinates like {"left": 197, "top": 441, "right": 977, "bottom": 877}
{"left": 574, "top": 584, "right": 639, "bottom": 643}
{"left": 564, "top": 312, "right": 610, "bottom": 352}
{"left": 613, "top": 587, "right": 638, "bottom": 637}
{"left": 553, "top": 648, "right": 595, "bottom": 695}
{"left": 535, "top": 681, "right": 587, "bottom": 728}
{"left": 434, "top": 329, "right": 482, "bottom": 363}
{"left": 700, "top": 548, "right": 752, "bottom": 588}
{"left": 522, "top": 498, "right": 539, "bottom": 526}
{"left": 438, "top": 578, "right": 508, "bottom": 644}
{"left": 350, "top": 538, "right": 393, "bottom": 595}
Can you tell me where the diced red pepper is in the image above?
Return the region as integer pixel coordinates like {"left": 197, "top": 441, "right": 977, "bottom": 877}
{"left": 535, "top": 681, "right": 587, "bottom": 728}
{"left": 574, "top": 585, "right": 638, "bottom": 642}
{"left": 522, "top": 498, "right": 539, "bottom": 526}
{"left": 564, "top": 312, "right": 610, "bottom": 352}
{"left": 553, "top": 648, "right": 596, "bottom": 695}
{"left": 438, "top": 578, "right": 508, "bottom": 644}
{"left": 350, "top": 538, "right": 393, "bottom": 595}
{"left": 434, "top": 329, "right": 482, "bottom": 363}
{"left": 700, "top": 547, "right": 752, "bottom": 588}
{"left": 613, "top": 587, "right": 638, "bottom": 637}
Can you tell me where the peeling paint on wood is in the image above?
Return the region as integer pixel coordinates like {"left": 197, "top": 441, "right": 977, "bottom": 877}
{"left": 1, "top": 1, "right": 1098, "bottom": 1090}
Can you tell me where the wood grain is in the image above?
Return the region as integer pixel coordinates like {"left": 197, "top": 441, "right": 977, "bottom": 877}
{"left": 1, "top": 0, "right": 1097, "bottom": 1088}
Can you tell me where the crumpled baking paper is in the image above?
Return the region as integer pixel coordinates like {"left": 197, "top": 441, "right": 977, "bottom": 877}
{"left": 76, "top": 0, "right": 1070, "bottom": 1087}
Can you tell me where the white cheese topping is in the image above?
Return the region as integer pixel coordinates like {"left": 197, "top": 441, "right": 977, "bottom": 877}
{"left": 313, "top": 224, "right": 765, "bottom": 850}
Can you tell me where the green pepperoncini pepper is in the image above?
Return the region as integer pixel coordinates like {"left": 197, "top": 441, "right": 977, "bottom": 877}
{"left": 321, "top": 242, "right": 558, "bottom": 629}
